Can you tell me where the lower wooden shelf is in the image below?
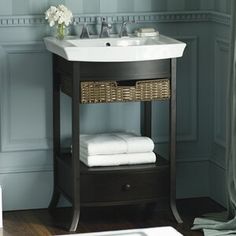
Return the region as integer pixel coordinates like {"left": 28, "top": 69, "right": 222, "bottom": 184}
{"left": 56, "top": 152, "right": 170, "bottom": 207}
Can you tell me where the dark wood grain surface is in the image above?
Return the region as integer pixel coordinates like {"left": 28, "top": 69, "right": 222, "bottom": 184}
{"left": 2, "top": 198, "right": 225, "bottom": 236}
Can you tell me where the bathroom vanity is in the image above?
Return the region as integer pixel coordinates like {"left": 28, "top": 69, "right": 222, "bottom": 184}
{"left": 44, "top": 35, "right": 186, "bottom": 232}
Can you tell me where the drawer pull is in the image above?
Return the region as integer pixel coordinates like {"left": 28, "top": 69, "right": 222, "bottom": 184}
{"left": 123, "top": 183, "right": 131, "bottom": 191}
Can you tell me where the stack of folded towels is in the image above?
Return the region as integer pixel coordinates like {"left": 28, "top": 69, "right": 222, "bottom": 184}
{"left": 79, "top": 132, "right": 156, "bottom": 167}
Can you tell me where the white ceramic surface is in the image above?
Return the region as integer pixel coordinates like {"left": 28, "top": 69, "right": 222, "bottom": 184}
{"left": 58, "top": 227, "right": 183, "bottom": 236}
{"left": 44, "top": 35, "right": 186, "bottom": 62}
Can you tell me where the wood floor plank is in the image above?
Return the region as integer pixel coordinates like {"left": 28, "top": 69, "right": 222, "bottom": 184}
{"left": 2, "top": 198, "right": 225, "bottom": 236}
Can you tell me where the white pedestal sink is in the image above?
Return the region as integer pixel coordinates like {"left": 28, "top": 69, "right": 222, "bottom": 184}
{"left": 59, "top": 226, "right": 183, "bottom": 236}
{"left": 44, "top": 35, "right": 186, "bottom": 62}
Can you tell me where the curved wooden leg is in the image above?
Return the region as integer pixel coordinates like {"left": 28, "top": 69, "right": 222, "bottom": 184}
{"left": 170, "top": 58, "right": 183, "bottom": 224}
{"left": 51, "top": 57, "right": 61, "bottom": 211}
{"left": 69, "top": 62, "right": 81, "bottom": 232}
{"left": 170, "top": 198, "right": 183, "bottom": 223}
{"left": 48, "top": 188, "right": 60, "bottom": 209}
{"left": 69, "top": 208, "right": 80, "bottom": 232}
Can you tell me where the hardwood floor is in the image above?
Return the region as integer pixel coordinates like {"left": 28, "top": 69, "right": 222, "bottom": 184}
{"left": 1, "top": 198, "right": 224, "bottom": 236}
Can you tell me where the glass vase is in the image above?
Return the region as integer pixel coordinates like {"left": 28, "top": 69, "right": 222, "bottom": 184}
{"left": 56, "top": 23, "right": 66, "bottom": 40}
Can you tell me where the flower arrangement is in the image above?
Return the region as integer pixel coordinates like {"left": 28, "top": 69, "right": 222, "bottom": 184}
{"left": 45, "top": 5, "right": 73, "bottom": 40}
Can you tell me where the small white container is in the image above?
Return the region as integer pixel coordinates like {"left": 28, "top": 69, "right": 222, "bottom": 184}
{"left": 0, "top": 186, "right": 2, "bottom": 228}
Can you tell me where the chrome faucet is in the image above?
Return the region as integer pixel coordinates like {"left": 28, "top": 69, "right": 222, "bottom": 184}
{"left": 119, "top": 20, "right": 135, "bottom": 37}
{"left": 119, "top": 21, "right": 129, "bottom": 37}
{"left": 99, "top": 18, "right": 112, "bottom": 38}
{"left": 80, "top": 24, "right": 90, "bottom": 39}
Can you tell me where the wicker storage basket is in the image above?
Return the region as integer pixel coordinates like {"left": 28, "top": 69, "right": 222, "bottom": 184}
{"left": 61, "top": 78, "right": 170, "bottom": 104}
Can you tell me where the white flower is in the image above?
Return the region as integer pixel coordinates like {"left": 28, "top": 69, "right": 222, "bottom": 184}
{"left": 45, "top": 5, "right": 73, "bottom": 27}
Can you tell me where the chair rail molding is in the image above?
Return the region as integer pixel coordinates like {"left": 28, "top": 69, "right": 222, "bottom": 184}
{"left": 0, "top": 11, "right": 230, "bottom": 27}
{"left": 0, "top": 15, "right": 45, "bottom": 27}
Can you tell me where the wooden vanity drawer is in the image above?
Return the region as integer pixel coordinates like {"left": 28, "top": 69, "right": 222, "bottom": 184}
{"left": 80, "top": 167, "right": 169, "bottom": 205}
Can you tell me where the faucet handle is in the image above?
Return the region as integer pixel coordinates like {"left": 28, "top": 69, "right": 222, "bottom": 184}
{"left": 107, "top": 23, "right": 112, "bottom": 29}
{"left": 102, "top": 17, "right": 112, "bottom": 29}
{"left": 119, "top": 20, "right": 135, "bottom": 37}
{"left": 99, "top": 17, "right": 112, "bottom": 38}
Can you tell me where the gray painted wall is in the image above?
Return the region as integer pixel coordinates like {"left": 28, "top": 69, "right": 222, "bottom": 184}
{"left": 0, "top": 0, "right": 230, "bottom": 210}
{"left": 0, "top": 0, "right": 231, "bottom": 15}
{"left": 209, "top": 22, "right": 230, "bottom": 206}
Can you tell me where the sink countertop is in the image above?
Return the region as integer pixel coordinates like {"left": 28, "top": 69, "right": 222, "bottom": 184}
{"left": 58, "top": 226, "right": 183, "bottom": 236}
{"left": 44, "top": 34, "right": 186, "bottom": 62}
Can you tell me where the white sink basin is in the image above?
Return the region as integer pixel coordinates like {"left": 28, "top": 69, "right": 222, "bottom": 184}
{"left": 67, "top": 37, "right": 160, "bottom": 47}
{"left": 44, "top": 35, "right": 186, "bottom": 62}
{"left": 59, "top": 226, "right": 183, "bottom": 236}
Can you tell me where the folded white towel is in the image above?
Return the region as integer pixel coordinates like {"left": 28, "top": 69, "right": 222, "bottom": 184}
{"left": 80, "top": 152, "right": 156, "bottom": 167}
{"left": 114, "top": 133, "right": 154, "bottom": 153}
{"left": 80, "top": 132, "right": 154, "bottom": 156}
{"left": 80, "top": 133, "right": 125, "bottom": 155}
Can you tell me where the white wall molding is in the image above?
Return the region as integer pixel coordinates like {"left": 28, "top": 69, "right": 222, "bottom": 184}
{"left": 210, "top": 11, "right": 231, "bottom": 26}
{"left": 209, "top": 160, "right": 227, "bottom": 206}
{"left": 0, "top": 166, "right": 52, "bottom": 174}
{"left": 214, "top": 38, "right": 229, "bottom": 148}
{"left": 0, "top": 15, "right": 45, "bottom": 27}
{"left": 0, "top": 42, "right": 52, "bottom": 152}
{"left": 210, "top": 158, "right": 225, "bottom": 170}
{"left": 0, "top": 11, "right": 230, "bottom": 28}
{"left": 177, "top": 156, "right": 209, "bottom": 163}
{"left": 0, "top": 150, "right": 53, "bottom": 174}
{"left": 79, "top": 11, "right": 211, "bottom": 24}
